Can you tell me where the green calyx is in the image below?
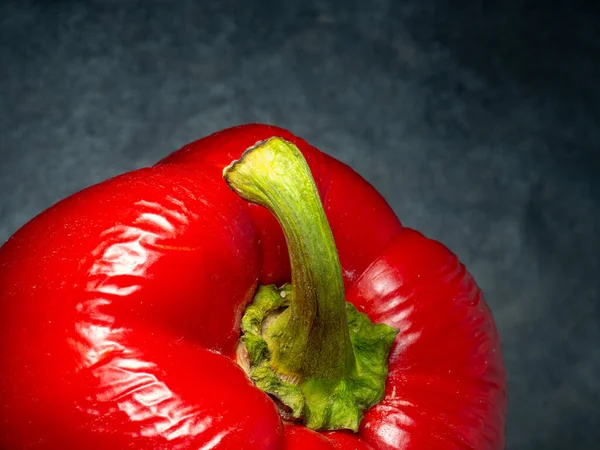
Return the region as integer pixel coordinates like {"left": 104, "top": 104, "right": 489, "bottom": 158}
{"left": 224, "top": 137, "right": 398, "bottom": 431}
{"left": 239, "top": 284, "right": 398, "bottom": 431}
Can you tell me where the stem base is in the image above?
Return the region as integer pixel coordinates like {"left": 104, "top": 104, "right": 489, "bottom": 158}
{"left": 238, "top": 284, "right": 398, "bottom": 432}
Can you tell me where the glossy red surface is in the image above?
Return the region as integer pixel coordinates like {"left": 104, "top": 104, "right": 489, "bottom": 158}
{"left": 0, "top": 124, "right": 506, "bottom": 448}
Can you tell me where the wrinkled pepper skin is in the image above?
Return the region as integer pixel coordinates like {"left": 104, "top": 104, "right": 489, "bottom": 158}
{"left": 0, "top": 124, "right": 506, "bottom": 449}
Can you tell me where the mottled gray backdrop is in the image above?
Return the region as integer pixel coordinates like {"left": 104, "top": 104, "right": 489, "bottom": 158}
{"left": 1, "top": 1, "right": 599, "bottom": 448}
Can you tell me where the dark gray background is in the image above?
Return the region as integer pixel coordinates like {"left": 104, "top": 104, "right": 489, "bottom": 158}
{"left": 1, "top": 1, "right": 599, "bottom": 448}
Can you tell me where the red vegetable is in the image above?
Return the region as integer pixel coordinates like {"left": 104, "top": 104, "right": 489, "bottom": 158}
{"left": 0, "top": 124, "right": 506, "bottom": 449}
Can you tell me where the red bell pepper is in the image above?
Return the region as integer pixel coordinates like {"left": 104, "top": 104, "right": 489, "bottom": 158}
{"left": 0, "top": 124, "right": 506, "bottom": 449}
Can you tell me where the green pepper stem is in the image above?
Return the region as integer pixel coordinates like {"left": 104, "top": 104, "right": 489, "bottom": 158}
{"left": 223, "top": 137, "right": 356, "bottom": 382}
